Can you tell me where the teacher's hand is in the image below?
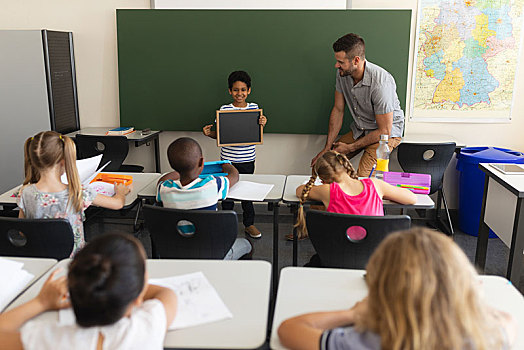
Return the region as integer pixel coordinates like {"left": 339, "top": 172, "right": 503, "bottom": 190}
{"left": 311, "top": 148, "right": 328, "bottom": 167}
{"left": 332, "top": 141, "right": 352, "bottom": 154}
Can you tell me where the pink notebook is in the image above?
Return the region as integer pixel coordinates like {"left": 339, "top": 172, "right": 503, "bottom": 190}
{"left": 382, "top": 172, "right": 431, "bottom": 194}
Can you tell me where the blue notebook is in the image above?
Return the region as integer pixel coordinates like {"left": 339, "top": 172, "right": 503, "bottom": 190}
{"left": 199, "top": 160, "right": 231, "bottom": 178}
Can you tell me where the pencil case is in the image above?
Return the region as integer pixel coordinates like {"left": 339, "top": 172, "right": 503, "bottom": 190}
{"left": 199, "top": 160, "right": 231, "bottom": 178}
{"left": 382, "top": 172, "right": 431, "bottom": 194}
{"left": 90, "top": 173, "right": 133, "bottom": 186}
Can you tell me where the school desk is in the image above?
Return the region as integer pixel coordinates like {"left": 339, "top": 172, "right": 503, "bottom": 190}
{"left": 65, "top": 128, "right": 162, "bottom": 172}
{"left": 6, "top": 258, "right": 271, "bottom": 349}
{"left": 270, "top": 267, "right": 524, "bottom": 350}
{"left": 283, "top": 175, "right": 435, "bottom": 266}
{"left": 0, "top": 172, "right": 161, "bottom": 211}
{"left": 0, "top": 257, "right": 57, "bottom": 311}
{"left": 476, "top": 163, "right": 524, "bottom": 287}
{"left": 138, "top": 173, "right": 286, "bottom": 293}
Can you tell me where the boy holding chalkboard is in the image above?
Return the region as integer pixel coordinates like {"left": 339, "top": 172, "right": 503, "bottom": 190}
{"left": 202, "top": 70, "right": 267, "bottom": 239}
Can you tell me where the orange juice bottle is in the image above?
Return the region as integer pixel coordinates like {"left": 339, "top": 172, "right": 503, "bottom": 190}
{"left": 375, "top": 134, "right": 390, "bottom": 179}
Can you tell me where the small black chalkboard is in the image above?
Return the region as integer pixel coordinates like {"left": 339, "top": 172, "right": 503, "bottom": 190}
{"left": 216, "top": 109, "right": 263, "bottom": 147}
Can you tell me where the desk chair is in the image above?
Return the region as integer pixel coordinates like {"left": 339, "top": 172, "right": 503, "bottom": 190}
{"left": 142, "top": 205, "right": 238, "bottom": 259}
{"left": 306, "top": 210, "right": 411, "bottom": 269}
{"left": 0, "top": 217, "right": 74, "bottom": 259}
{"left": 397, "top": 142, "right": 456, "bottom": 235}
{"left": 75, "top": 134, "right": 144, "bottom": 172}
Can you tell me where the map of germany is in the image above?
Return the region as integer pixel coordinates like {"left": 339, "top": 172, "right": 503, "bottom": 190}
{"left": 413, "top": 0, "right": 524, "bottom": 120}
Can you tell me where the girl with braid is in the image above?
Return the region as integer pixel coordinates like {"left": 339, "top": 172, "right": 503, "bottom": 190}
{"left": 17, "top": 131, "right": 131, "bottom": 256}
{"left": 294, "top": 151, "right": 416, "bottom": 239}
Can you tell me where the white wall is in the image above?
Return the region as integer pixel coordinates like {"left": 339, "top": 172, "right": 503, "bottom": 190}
{"left": 2, "top": 0, "right": 524, "bottom": 208}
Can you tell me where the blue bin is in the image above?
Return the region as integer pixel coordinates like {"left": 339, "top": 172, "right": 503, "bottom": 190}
{"left": 456, "top": 147, "right": 524, "bottom": 237}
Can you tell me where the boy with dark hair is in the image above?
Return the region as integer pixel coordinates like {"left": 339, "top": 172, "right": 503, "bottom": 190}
{"left": 202, "top": 70, "right": 268, "bottom": 239}
{"left": 156, "top": 137, "right": 252, "bottom": 259}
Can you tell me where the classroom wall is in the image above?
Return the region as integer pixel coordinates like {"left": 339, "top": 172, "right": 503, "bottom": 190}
{"left": 3, "top": 0, "right": 524, "bottom": 209}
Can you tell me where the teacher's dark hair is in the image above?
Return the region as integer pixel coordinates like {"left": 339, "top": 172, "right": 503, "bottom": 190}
{"left": 333, "top": 33, "right": 365, "bottom": 59}
{"left": 228, "top": 70, "right": 251, "bottom": 89}
{"left": 68, "top": 233, "right": 146, "bottom": 327}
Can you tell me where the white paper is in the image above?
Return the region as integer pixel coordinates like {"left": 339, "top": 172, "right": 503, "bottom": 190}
{"left": 227, "top": 181, "right": 273, "bottom": 201}
{"left": 61, "top": 155, "right": 104, "bottom": 185}
{"left": 59, "top": 272, "right": 233, "bottom": 330}
{"left": 0, "top": 258, "right": 34, "bottom": 311}
{"left": 87, "top": 181, "right": 115, "bottom": 197}
{"left": 149, "top": 272, "right": 232, "bottom": 330}
{"left": 82, "top": 161, "right": 111, "bottom": 186}
{"left": 302, "top": 178, "right": 323, "bottom": 186}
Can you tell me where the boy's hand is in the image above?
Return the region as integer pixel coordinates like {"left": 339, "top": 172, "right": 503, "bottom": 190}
{"left": 114, "top": 183, "right": 131, "bottom": 196}
{"left": 203, "top": 124, "right": 213, "bottom": 136}
{"left": 36, "top": 269, "right": 70, "bottom": 311}
{"left": 202, "top": 124, "right": 217, "bottom": 139}
{"left": 259, "top": 115, "right": 267, "bottom": 127}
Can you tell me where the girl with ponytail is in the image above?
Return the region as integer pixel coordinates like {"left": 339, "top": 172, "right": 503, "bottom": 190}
{"left": 293, "top": 151, "right": 416, "bottom": 239}
{"left": 0, "top": 233, "right": 177, "bottom": 350}
{"left": 17, "top": 131, "right": 131, "bottom": 255}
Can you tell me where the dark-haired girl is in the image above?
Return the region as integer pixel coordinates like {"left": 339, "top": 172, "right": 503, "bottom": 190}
{"left": 0, "top": 233, "right": 177, "bottom": 349}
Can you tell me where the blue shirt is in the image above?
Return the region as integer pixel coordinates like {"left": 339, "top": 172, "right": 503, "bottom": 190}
{"left": 157, "top": 175, "right": 229, "bottom": 210}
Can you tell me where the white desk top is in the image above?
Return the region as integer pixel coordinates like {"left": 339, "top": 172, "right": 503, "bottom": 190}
{"left": 270, "top": 267, "right": 524, "bottom": 350}
{"left": 283, "top": 175, "right": 434, "bottom": 209}
{"left": 402, "top": 133, "right": 466, "bottom": 148}
{"left": 7, "top": 259, "right": 271, "bottom": 349}
{"left": 481, "top": 163, "right": 524, "bottom": 197}
{"left": 138, "top": 173, "right": 286, "bottom": 202}
{"left": 137, "top": 176, "right": 161, "bottom": 200}
{"left": 0, "top": 173, "right": 160, "bottom": 208}
{"left": 65, "top": 128, "right": 160, "bottom": 142}
{"left": 238, "top": 174, "right": 286, "bottom": 202}
{"left": 1, "top": 257, "right": 57, "bottom": 311}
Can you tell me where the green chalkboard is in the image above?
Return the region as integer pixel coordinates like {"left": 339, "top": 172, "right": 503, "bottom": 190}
{"left": 117, "top": 10, "right": 411, "bottom": 134}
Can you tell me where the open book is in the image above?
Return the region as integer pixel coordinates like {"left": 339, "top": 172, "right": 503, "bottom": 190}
{"left": 60, "top": 155, "right": 115, "bottom": 196}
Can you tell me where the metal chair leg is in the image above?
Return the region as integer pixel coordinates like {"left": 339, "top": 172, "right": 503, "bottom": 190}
{"left": 436, "top": 189, "right": 442, "bottom": 221}
{"left": 440, "top": 189, "right": 454, "bottom": 236}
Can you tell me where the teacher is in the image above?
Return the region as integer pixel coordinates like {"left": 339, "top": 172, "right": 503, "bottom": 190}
{"left": 311, "top": 33, "right": 404, "bottom": 177}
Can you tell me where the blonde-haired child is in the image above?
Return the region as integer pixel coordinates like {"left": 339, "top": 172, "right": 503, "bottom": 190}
{"left": 17, "top": 131, "right": 131, "bottom": 255}
{"left": 294, "top": 151, "right": 416, "bottom": 239}
{"left": 278, "top": 227, "right": 517, "bottom": 350}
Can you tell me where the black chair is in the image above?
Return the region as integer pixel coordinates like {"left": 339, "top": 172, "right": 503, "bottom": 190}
{"left": 143, "top": 204, "right": 238, "bottom": 259}
{"left": 306, "top": 210, "right": 411, "bottom": 269}
{"left": 0, "top": 217, "right": 74, "bottom": 259}
{"left": 396, "top": 142, "right": 456, "bottom": 235}
{"left": 75, "top": 134, "right": 144, "bottom": 172}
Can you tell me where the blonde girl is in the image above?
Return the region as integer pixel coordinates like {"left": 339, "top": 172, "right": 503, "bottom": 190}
{"left": 17, "top": 131, "right": 131, "bottom": 255}
{"left": 294, "top": 151, "right": 416, "bottom": 239}
{"left": 278, "top": 227, "right": 517, "bottom": 350}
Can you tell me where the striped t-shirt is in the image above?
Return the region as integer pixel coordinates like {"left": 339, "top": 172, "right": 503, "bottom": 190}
{"left": 157, "top": 175, "right": 229, "bottom": 210}
{"left": 219, "top": 102, "right": 258, "bottom": 163}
